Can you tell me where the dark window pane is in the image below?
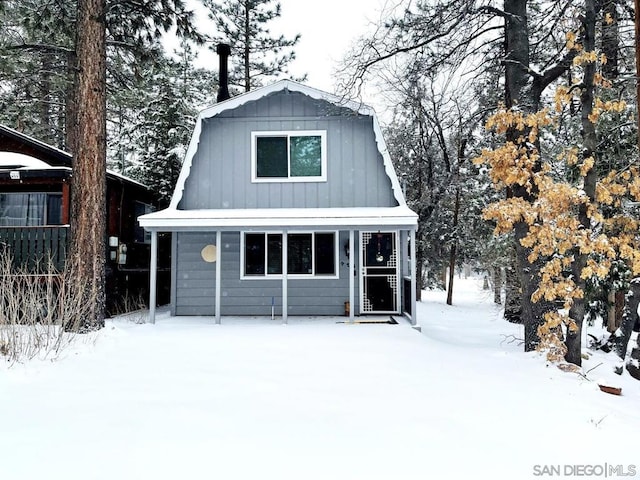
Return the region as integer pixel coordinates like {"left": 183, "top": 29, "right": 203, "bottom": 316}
{"left": 245, "top": 233, "right": 265, "bottom": 275}
{"left": 0, "top": 193, "right": 28, "bottom": 226}
{"left": 134, "top": 202, "right": 153, "bottom": 243}
{"left": 256, "top": 136, "right": 288, "bottom": 177}
{"left": 365, "top": 232, "right": 394, "bottom": 266}
{"left": 26, "top": 194, "right": 46, "bottom": 226}
{"left": 288, "top": 233, "right": 312, "bottom": 274}
{"left": 46, "top": 194, "right": 63, "bottom": 225}
{"left": 0, "top": 193, "right": 47, "bottom": 226}
{"left": 290, "top": 135, "right": 322, "bottom": 177}
{"left": 315, "top": 233, "right": 335, "bottom": 275}
{"left": 267, "top": 234, "right": 282, "bottom": 274}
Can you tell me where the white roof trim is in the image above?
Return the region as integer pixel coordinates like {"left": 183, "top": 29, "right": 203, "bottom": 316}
{"left": 140, "top": 206, "right": 417, "bottom": 230}
{"left": 168, "top": 79, "right": 407, "bottom": 209}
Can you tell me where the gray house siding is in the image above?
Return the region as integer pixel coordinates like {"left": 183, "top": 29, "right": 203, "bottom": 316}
{"left": 178, "top": 91, "right": 397, "bottom": 210}
{"left": 173, "top": 230, "right": 360, "bottom": 316}
{"left": 174, "top": 232, "right": 217, "bottom": 315}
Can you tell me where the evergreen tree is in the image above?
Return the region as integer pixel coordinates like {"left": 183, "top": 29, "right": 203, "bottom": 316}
{"left": 0, "top": 0, "right": 207, "bottom": 192}
{"left": 69, "top": 0, "right": 108, "bottom": 330}
{"left": 0, "top": 0, "right": 76, "bottom": 148}
{"left": 202, "top": 0, "right": 302, "bottom": 92}
{"left": 72, "top": 0, "right": 204, "bottom": 329}
{"left": 118, "top": 43, "right": 216, "bottom": 206}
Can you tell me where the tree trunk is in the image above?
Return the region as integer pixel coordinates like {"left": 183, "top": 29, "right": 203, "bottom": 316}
{"left": 442, "top": 264, "right": 448, "bottom": 290}
{"left": 493, "top": 266, "right": 502, "bottom": 304}
{"left": 446, "top": 188, "right": 460, "bottom": 306}
{"left": 446, "top": 138, "right": 465, "bottom": 306}
{"left": 65, "top": 50, "right": 77, "bottom": 153}
{"left": 243, "top": 0, "right": 251, "bottom": 91}
{"left": 67, "top": 0, "right": 107, "bottom": 331}
{"left": 504, "top": 250, "right": 522, "bottom": 323}
{"left": 566, "top": 0, "right": 597, "bottom": 366}
{"left": 609, "top": 280, "right": 640, "bottom": 359}
{"left": 607, "top": 289, "right": 617, "bottom": 333}
{"left": 503, "top": 0, "right": 566, "bottom": 350}
{"left": 416, "top": 259, "right": 423, "bottom": 301}
{"left": 40, "top": 55, "right": 52, "bottom": 142}
{"left": 446, "top": 243, "right": 456, "bottom": 305}
{"left": 634, "top": 0, "right": 640, "bottom": 144}
{"left": 626, "top": 335, "right": 640, "bottom": 380}
{"left": 504, "top": 0, "right": 543, "bottom": 349}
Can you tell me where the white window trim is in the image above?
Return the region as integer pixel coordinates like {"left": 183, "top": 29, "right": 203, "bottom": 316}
{"left": 240, "top": 231, "right": 339, "bottom": 280}
{"left": 251, "top": 130, "right": 327, "bottom": 183}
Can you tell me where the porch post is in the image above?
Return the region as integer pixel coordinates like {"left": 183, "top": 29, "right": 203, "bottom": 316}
{"left": 349, "top": 229, "right": 354, "bottom": 321}
{"left": 149, "top": 230, "right": 158, "bottom": 324}
{"left": 215, "top": 230, "right": 222, "bottom": 324}
{"left": 282, "top": 230, "right": 288, "bottom": 324}
{"left": 410, "top": 228, "right": 417, "bottom": 326}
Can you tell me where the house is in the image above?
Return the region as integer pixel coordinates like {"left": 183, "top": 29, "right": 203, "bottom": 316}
{"left": 139, "top": 79, "right": 418, "bottom": 324}
{"left": 0, "top": 124, "right": 169, "bottom": 312}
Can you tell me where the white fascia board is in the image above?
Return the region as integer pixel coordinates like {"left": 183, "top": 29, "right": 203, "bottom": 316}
{"left": 168, "top": 114, "right": 203, "bottom": 209}
{"left": 139, "top": 206, "right": 418, "bottom": 230}
{"left": 370, "top": 114, "right": 407, "bottom": 206}
{"left": 199, "top": 80, "right": 375, "bottom": 118}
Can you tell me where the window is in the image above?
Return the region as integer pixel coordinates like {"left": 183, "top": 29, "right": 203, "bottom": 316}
{"left": 252, "top": 130, "right": 327, "bottom": 182}
{"left": 0, "top": 193, "right": 62, "bottom": 226}
{"left": 242, "top": 232, "right": 337, "bottom": 278}
{"left": 134, "top": 202, "right": 154, "bottom": 243}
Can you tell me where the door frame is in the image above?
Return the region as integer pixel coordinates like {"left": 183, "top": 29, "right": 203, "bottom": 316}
{"left": 359, "top": 230, "right": 400, "bottom": 314}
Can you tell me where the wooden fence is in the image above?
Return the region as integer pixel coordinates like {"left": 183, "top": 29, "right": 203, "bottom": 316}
{"left": 0, "top": 226, "right": 69, "bottom": 272}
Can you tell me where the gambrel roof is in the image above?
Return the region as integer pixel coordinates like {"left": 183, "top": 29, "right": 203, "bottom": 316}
{"left": 140, "top": 80, "right": 417, "bottom": 231}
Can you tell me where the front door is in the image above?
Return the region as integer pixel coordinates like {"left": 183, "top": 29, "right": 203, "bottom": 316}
{"left": 360, "top": 231, "right": 399, "bottom": 314}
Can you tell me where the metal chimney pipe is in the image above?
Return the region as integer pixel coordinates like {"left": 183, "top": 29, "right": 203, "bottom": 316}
{"left": 216, "top": 43, "right": 231, "bottom": 102}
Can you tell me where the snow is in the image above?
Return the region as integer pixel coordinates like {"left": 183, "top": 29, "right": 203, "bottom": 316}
{"left": 0, "top": 151, "right": 53, "bottom": 169}
{"left": 139, "top": 205, "right": 418, "bottom": 229}
{"left": 1, "top": 277, "right": 639, "bottom": 480}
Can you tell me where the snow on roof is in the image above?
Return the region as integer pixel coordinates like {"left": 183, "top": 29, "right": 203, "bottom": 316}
{"left": 139, "top": 206, "right": 418, "bottom": 230}
{"left": 168, "top": 79, "right": 408, "bottom": 210}
{"left": 0, "top": 151, "right": 55, "bottom": 170}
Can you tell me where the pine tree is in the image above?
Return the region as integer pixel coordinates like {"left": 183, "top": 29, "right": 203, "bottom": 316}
{"left": 67, "top": 1, "right": 204, "bottom": 329}
{"left": 0, "top": 0, "right": 76, "bottom": 148}
{"left": 120, "top": 43, "right": 216, "bottom": 206}
{"left": 202, "top": 0, "right": 302, "bottom": 92}
{"left": 68, "top": 0, "right": 107, "bottom": 330}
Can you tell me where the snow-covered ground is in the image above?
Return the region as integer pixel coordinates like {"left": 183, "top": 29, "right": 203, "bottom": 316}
{"left": 1, "top": 277, "right": 639, "bottom": 480}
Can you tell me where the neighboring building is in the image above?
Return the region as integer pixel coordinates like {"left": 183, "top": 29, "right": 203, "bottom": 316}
{"left": 140, "top": 79, "right": 418, "bottom": 324}
{"left": 0, "top": 124, "right": 168, "bottom": 313}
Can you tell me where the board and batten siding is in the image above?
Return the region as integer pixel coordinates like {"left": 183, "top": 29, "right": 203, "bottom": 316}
{"left": 173, "top": 231, "right": 359, "bottom": 316}
{"left": 178, "top": 91, "right": 397, "bottom": 210}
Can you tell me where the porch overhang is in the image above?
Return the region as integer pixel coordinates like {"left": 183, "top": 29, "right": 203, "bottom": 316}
{"left": 139, "top": 206, "right": 418, "bottom": 232}
{"left": 142, "top": 206, "right": 418, "bottom": 327}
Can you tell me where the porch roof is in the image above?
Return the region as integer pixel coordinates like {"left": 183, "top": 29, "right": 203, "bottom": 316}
{"left": 139, "top": 205, "right": 417, "bottom": 231}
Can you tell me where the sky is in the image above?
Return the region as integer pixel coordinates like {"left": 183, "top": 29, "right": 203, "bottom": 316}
{"left": 272, "top": 0, "right": 388, "bottom": 93}
{"left": 186, "top": 0, "right": 397, "bottom": 103}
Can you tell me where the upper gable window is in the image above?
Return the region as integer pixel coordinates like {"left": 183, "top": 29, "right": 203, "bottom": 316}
{"left": 251, "top": 130, "right": 327, "bottom": 182}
